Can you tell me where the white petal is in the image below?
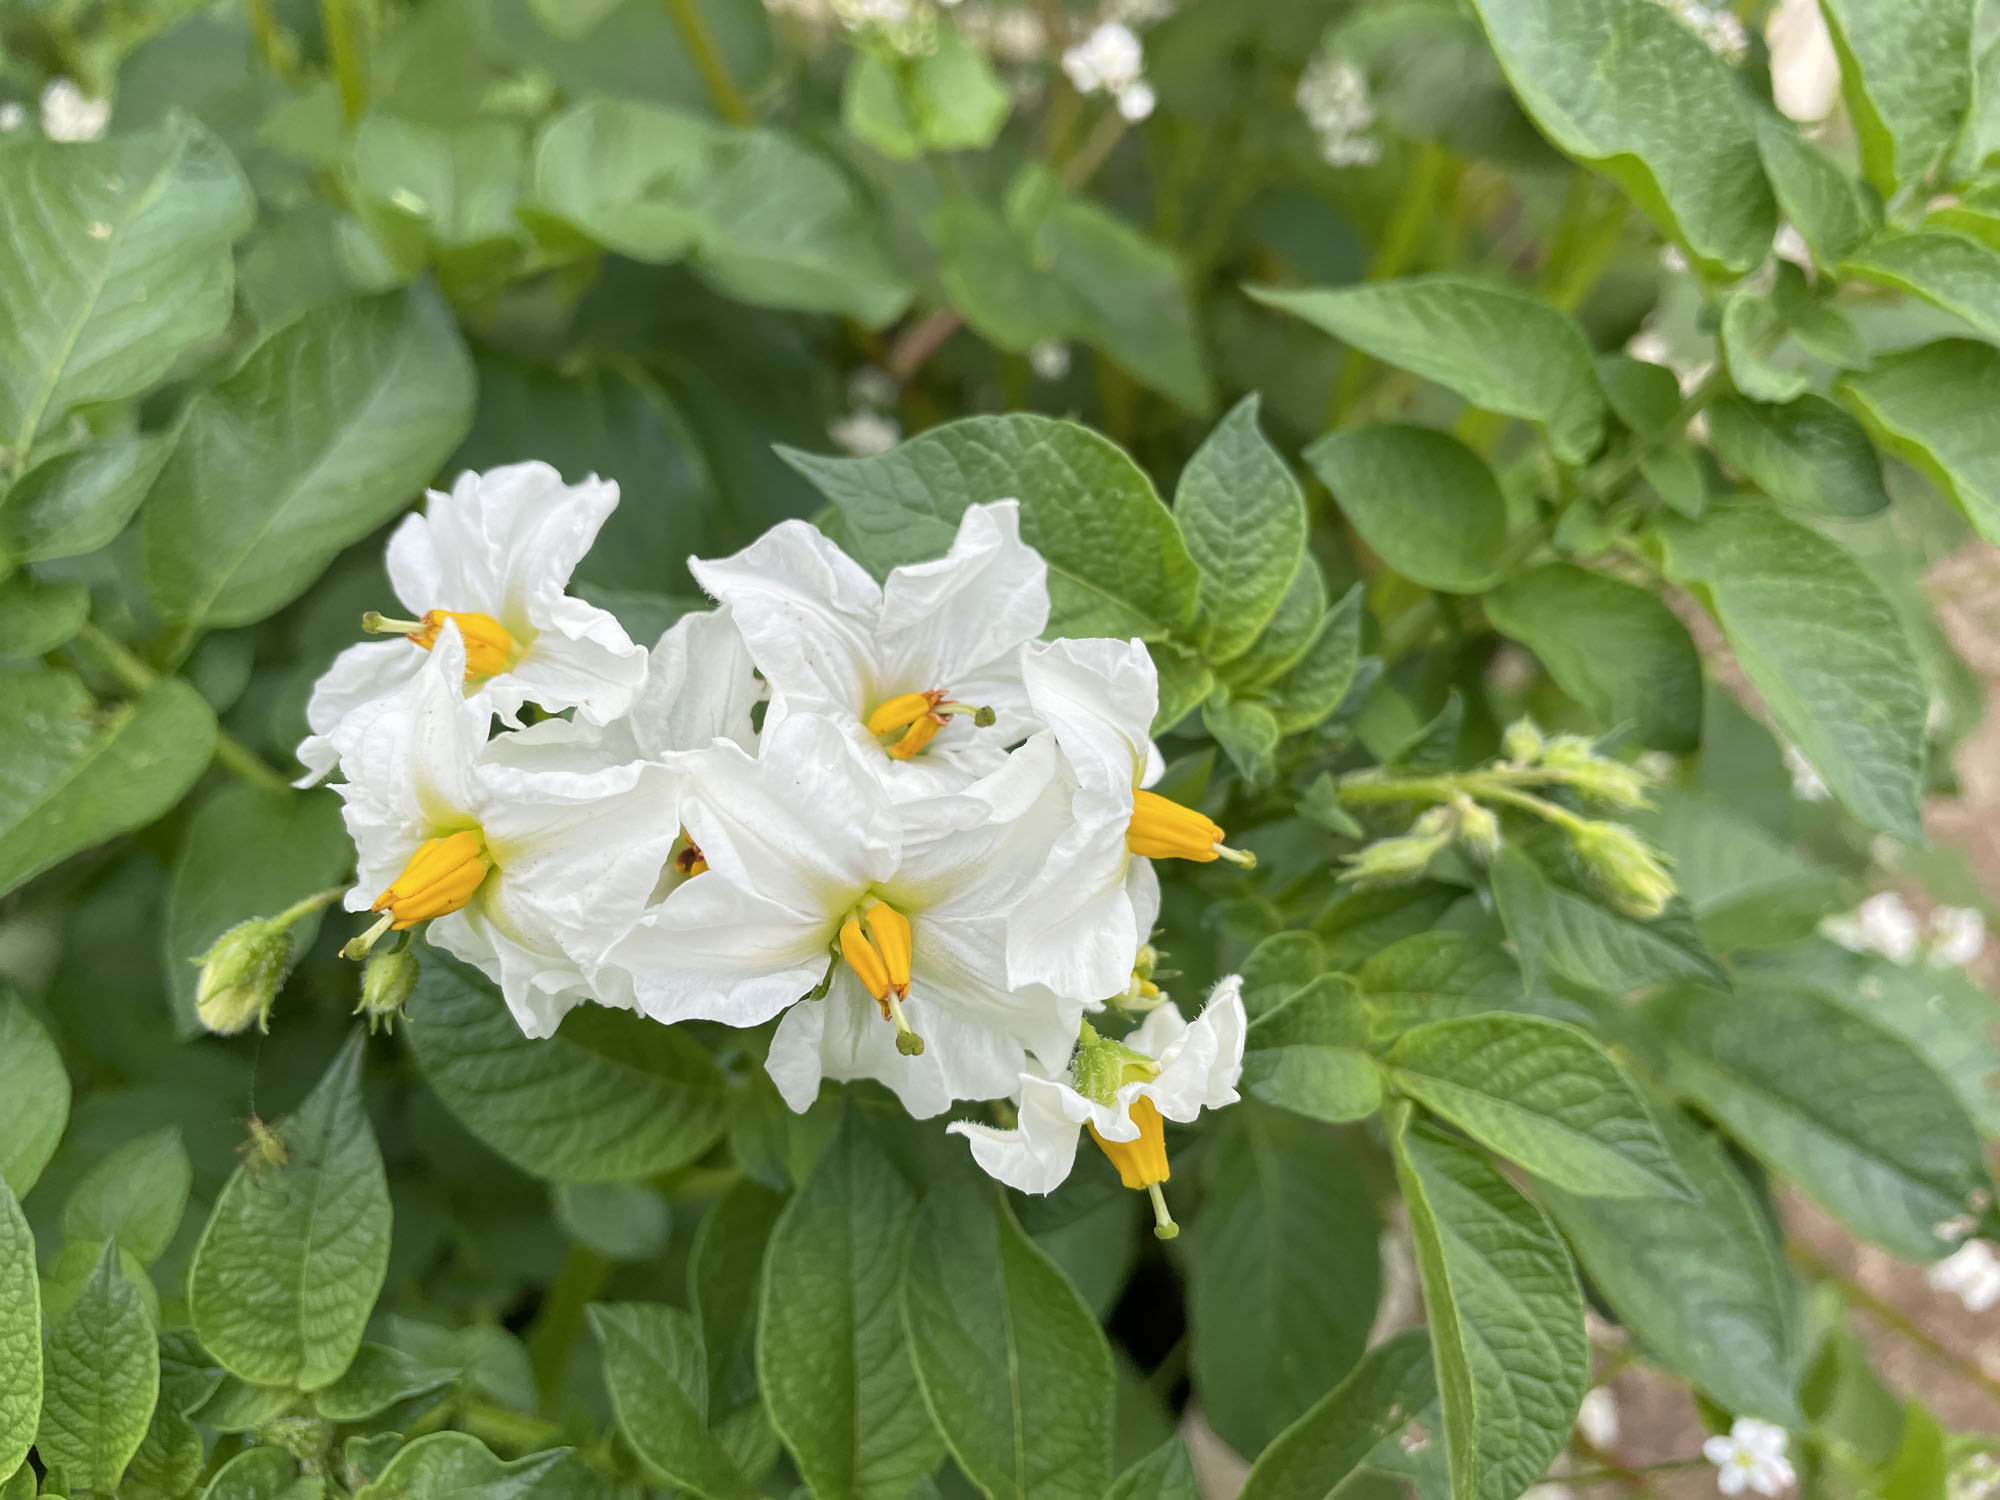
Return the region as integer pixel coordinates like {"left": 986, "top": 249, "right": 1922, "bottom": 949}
{"left": 949, "top": 1077, "right": 1085, "bottom": 1193}
{"left": 495, "top": 608, "right": 646, "bottom": 727}
{"left": 1021, "top": 636, "right": 1156, "bottom": 802}
{"left": 603, "top": 873, "right": 832, "bottom": 1028}
{"left": 294, "top": 640, "right": 423, "bottom": 785}
{"left": 430, "top": 909, "right": 592, "bottom": 1040}
{"left": 334, "top": 625, "right": 486, "bottom": 832}
{"left": 1006, "top": 803, "right": 1138, "bottom": 1001}
{"left": 384, "top": 509, "right": 446, "bottom": 614}
{"left": 1703, "top": 1437, "right": 1737, "bottom": 1467}
{"left": 630, "top": 607, "right": 762, "bottom": 755}
{"left": 876, "top": 500, "right": 1049, "bottom": 704}
{"left": 689, "top": 520, "right": 884, "bottom": 719}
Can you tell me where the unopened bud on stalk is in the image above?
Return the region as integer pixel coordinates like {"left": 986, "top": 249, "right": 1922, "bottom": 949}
{"left": 1541, "top": 736, "right": 1654, "bottom": 810}
{"left": 193, "top": 918, "right": 293, "bottom": 1036}
{"left": 1502, "top": 719, "right": 1545, "bottom": 766}
{"left": 1453, "top": 794, "right": 1501, "bottom": 864}
{"left": 1342, "top": 805, "right": 1457, "bottom": 886}
{"left": 1570, "top": 821, "right": 1676, "bottom": 920}
{"left": 356, "top": 945, "right": 419, "bottom": 1033}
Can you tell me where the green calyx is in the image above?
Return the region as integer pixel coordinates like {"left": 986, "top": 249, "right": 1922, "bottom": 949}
{"left": 1070, "top": 1021, "right": 1160, "bottom": 1107}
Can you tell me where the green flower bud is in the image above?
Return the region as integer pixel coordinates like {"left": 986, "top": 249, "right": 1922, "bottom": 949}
{"left": 192, "top": 918, "right": 294, "bottom": 1036}
{"left": 1342, "top": 806, "right": 1457, "bottom": 887}
{"left": 1453, "top": 794, "right": 1502, "bottom": 864}
{"left": 1570, "top": 821, "right": 1676, "bottom": 920}
{"left": 356, "top": 945, "right": 419, "bottom": 1033}
{"left": 1501, "top": 718, "right": 1545, "bottom": 766}
{"left": 1541, "top": 735, "right": 1654, "bottom": 810}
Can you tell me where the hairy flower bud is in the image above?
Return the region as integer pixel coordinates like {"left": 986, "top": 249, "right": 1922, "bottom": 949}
{"left": 1541, "top": 736, "right": 1654, "bottom": 810}
{"left": 1453, "top": 795, "right": 1502, "bottom": 864}
{"left": 193, "top": 918, "right": 293, "bottom": 1036}
{"left": 1342, "top": 806, "right": 1457, "bottom": 887}
{"left": 1570, "top": 821, "right": 1676, "bottom": 920}
{"left": 357, "top": 945, "right": 419, "bottom": 1033}
{"left": 1501, "top": 718, "right": 1545, "bottom": 766}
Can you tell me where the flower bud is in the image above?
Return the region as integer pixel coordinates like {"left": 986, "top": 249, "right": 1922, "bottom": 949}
{"left": 193, "top": 918, "right": 294, "bottom": 1036}
{"left": 1453, "top": 795, "right": 1502, "bottom": 864}
{"left": 1502, "top": 718, "right": 1545, "bottom": 766}
{"left": 356, "top": 945, "right": 419, "bottom": 1033}
{"left": 1541, "top": 736, "right": 1653, "bottom": 810}
{"left": 1342, "top": 806, "right": 1457, "bottom": 887}
{"left": 1570, "top": 821, "right": 1676, "bottom": 920}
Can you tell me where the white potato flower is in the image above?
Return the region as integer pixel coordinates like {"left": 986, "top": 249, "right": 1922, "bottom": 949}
{"left": 331, "top": 624, "right": 682, "bottom": 1040}
{"left": 40, "top": 78, "right": 109, "bottom": 142}
{"left": 297, "top": 462, "right": 646, "bottom": 784}
{"left": 1928, "top": 1239, "right": 2000, "bottom": 1312}
{"left": 690, "top": 500, "right": 1048, "bottom": 793}
{"left": 1062, "top": 22, "right": 1143, "bottom": 95}
{"left": 1928, "top": 906, "right": 1987, "bottom": 969}
{"left": 950, "top": 976, "right": 1246, "bottom": 1237}
{"left": 1823, "top": 891, "right": 1920, "bottom": 964}
{"left": 1703, "top": 1419, "right": 1795, "bottom": 1497}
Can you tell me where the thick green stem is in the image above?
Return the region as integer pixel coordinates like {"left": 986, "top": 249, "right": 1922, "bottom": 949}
{"left": 77, "top": 623, "right": 294, "bottom": 794}
{"left": 526, "top": 1244, "right": 610, "bottom": 1412}
{"left": 664, "top": 0, "right": 752, "bottom": 126}
{"left": 1327, "top": 140, "right": 1454, "bottom": 428}
{"left": 320, "top": 0, "right": 366, "bottom": 123}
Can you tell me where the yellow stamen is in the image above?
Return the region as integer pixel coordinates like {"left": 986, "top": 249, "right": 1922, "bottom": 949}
{"left": 674, "top": 840, "right": 708, "bottom": 878}
{"left": 1089, "top": 1095, "right": 1173, "bottom": 1195}
{"left": 866, "top": 691, "right": 943, "bottom": 736}
{"left": 365, "top": 608, "right": 515, "bottom": 679}
{"left": 1126, "top": 789, "right": 1256, "bottom": 867}
{"left": 866, "top": 688, "right": 996, "bottom": 760}
{"left": 370, "top": 830, "right": 492, "bottom": 931}
{"left": 887, "top": 713, "right": 945, "bottom": 761}
{"left": 838, "top": 901, "right": 924, "bottom": 1055}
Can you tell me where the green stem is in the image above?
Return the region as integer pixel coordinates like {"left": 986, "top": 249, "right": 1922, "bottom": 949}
{"left": 272, "top": 887, "right": 348, "bottom": 930}
{"left": 525, "top": 1244, "right": 610, "bottom": 1412}
{"left": 1060, "top": 107, "right": 1128, "bottom": 190}
{"left": 77, "top": 623, "right": 294, "bottom": 793}
{"left": 1337, "top": 768, "right": 1594, "bottom": 833}
{"left": 664, "top": 0, "right": 752, "bottom": 125}
{"left": 320, "top": 0, "right": 366, "bottom": 124}
{"left": 1327, "top": 140, "right": 1453, "bottom": 428}
{"left": 1790, "top": 1242, "right": 2000, "bottom": 1406}
{"left": 242, "top": 0, "right": 291, "bottom": 76}
{"left": 1563, "top": 1458, "right": 1710, "bottom": 1489}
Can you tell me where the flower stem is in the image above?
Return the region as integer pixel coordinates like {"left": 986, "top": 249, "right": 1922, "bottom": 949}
{"left": 1789, "top": 1241, "right": 2000, "bottom": 1405}
{"left": 272, "top": 887, "right": 348, "bottom": 930}
{"left": 526, "top": 1243, "right": 611, "bottom": 1413}
{"left": 320, "top": 0, "right": 367, "bottom": 123}
{"left": 663, "top": 0, "right": 752, "bottom": 126}
{"left": 77, "top": 623, "right": 294, "bottom": 794}
{"left": 1327, "top": 139, "right": 1453, "bottom": 428}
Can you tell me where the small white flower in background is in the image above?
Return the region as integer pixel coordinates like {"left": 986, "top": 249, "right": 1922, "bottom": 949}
{"left": 1773, "top": 224, "right": 1812, "bottom": 269}
{"left": 1661, "top": 0, "right": 1747, "bottom": 63}
{"left": 1928, "top": 1240, "right": 2000, "bottom": 1312}
{"left": 1930, "top": 906, "right": 1988, "bottom": 968}
{"left": 1063, "top": 21, "right": 1143, "bottom": 94}
{"left": 1783, "top": 745, "right": 1830, "bottom": 803}
{"left": 1624, "top": 328, "right": 1672, "bottom": 365}
{"left": 847, "top": 365, "right": 900, "bottom": 411}
{"left": 1112, "top": 0, "right": 1173, "bottom": 25}
{"left": 1950, "top": 1452, "right": 2000, "bottom": 1500}
{"left": 0, "top": 102, "right": 26, "bottom": 132}
{"left": 830, "top": 0, "right": 935, "bottom": 54}
{"left": 1824, "top": 891, "right": 1921, "bottom": 964}
{"left": 950, "top": 976, "right": 1246, "bottom": 1237}
{"left": 40, "top": 78, "right": 109, "bottom": 142}
{"left": 1115, "top": 80, "right": 1156, "bottom": 122}
{"left": 1576, "top": 1386, "right": 1620, "bottom": 1450}
{"left": 1765, "top": 0, "right": 1841, "bottom": 122}
{"left": 295, "top": 463, "right": 648, "bottom": 786}
{"left": 1658, "top": 244, "right": 1691, "bottom": 274}
{"left": 1703, "top": 1418, "right": 1796, "bottom": 1497}
{"left": 1296, "top": 52, "right": 1381, "bottom": 168}
{"left": 1029, "top": 339, "right": 1072, "bottom": 381}
{"left": 829, "top": 409, "right": 901, "bottom": 456}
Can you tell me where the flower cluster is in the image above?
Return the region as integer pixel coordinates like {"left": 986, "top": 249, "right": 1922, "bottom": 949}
{"left": 1062, "top": 21, "right": 1157, "bottom": 122}
{"left": 1703, "top": 1418, "right": 1796, "bottom": 1497}
{"left": 298, "top": 464, "right": 1249, "bottom": 1225}
{"left": 1824, "top": 891, "right": 1987, "bottom": 969}
{"left": 1295, "top": 49, "right": 1381, "bottom": 168}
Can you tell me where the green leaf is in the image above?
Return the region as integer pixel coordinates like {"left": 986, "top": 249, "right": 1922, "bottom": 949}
{"left": 354, "top": 114, "right": 525, "bottom": 248}
{"left": 1240, "top": 977, "right": 1384, "bottom": 1124}
{"left": 1223, "top": 556, "right": 1327, "bottom": 692}
{"left": 689, "top": 1181, "right": 786, "bottom": 1472}
{"left": 187, "top": 1031, "right": 391, "bottom": 1390}
{"left": 354, "top": 1432, "right": 598, "bottom": 1499}
{"left": 63, "top": 1127, "right": 192, "bottom": 1267}
{"left": 1389, "top": 1113, "right": 1588, "bottom": 1500}
{"left": 1657, "top": 504, "right": 1926, "bottom": 838}
{"left": 200, "top": 1446, "right": 305, "bottom": 1500}
{"left": 405, "top": 947, "right": 729, "bottom": 1182}
{"left": 122, "top": 1398, "right": 204, "bottom": 1500}
{"left": 1175, "top": 396, "right": 1309, "bottom": 665}
{"left": 1355, "top": 932, "right": 1581, "bottom": 1036}
{"left": 1842, "top": 230, "right": 2000, "bottom": 342}
{"left": 903, "top": 1175, "right": 1115, "bottom": 1500}
{"left": 531, "top": 100, "right": 910, "bottom": 326}
{"left": 553, "top": 1182, "right": 671, "bottom": 1262}
{"left": 162, "top": 785, "right": 352, "bottom": 1035}
{"left": 1706, "top": 394, "right": 1889, "bottom": 518}
{"left": 0, "top": 668, "right": 216, "bottom": 899}
{"left": 1257, "top": 277, "right": 1605, "bottom": 462}
{"left": 1839, "top": 339, "right": 2000, "bottom": 543}
{"left": 1385, "top": 1014, "right": 1690, "bottom": 1199}
{"left": 757, "top": 1113, "right": 942, "bottom": 1500}
{"left": 1646, "top": 792, "right": 1842, "bottom": 954}
{"left": 1539, "top": 1106, "right": 1803, "bottom": 1424}
{"left": 1236, "top": 1330, "right": 1436, "bottom": 1500}
{"left": 1490, "top": 846, "right": 1725, "bottom": 994}
{"left": 1467, "top": 0, "right": 1774, "bottom": 272}
{"left": 1201, "top": 694, "right": 1281, "bottom": 785}
{"left": 1484, "top": 564, "right": 1701, "bottom": 752}
{"left": 782, "top": 414, "right": 1199, "bottom": 641}
{"left": 1104, "top": 1437, "right": 1199, "bottom": 1500}
{"left": 1817, "top": 0, "right": 1978, "bottom": 192}
{"left": 593, "top": 1303, "right": 759, "bottom": 1500}
{"left": 1261, "top": 585, "right": 1364, "bottom": 736}
{"left": 0, "top": 576, "right": 88, "bottom": 659}
{"left": 843, "top": 31, "right": 1011, "bottom": 159}
{"left": 0, "top": 1181, "right": 39, "bottom": 1484}
{"left": 1718, "top": 290, "right": 1808, "bottom": 404}
{"left": 0, "top": 117, "right": 253, "bottom": 459}
{"left": 311, "top": 1342, "right": 454, "bottom": 1423}
{"left": 1650, "top": 979, "right": 1991, "bottom": 1262}
{"left": 0, "top": 433, "right": 173, "bottom": 566}
{"left": 1188, "top": 1108, "right": 1381, "bottom": 1457}
{"left": 142, "top": 286, "right": 475, "bottom": 644}
{"left": 1304, "top": 425, "right": 1507, "bottom": 593}
{"left": 1750, "top": 111, "right": 1879, "bottom": 266}
{"left": 36, "top": 1243, "right": 159, "bottom": 1495}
